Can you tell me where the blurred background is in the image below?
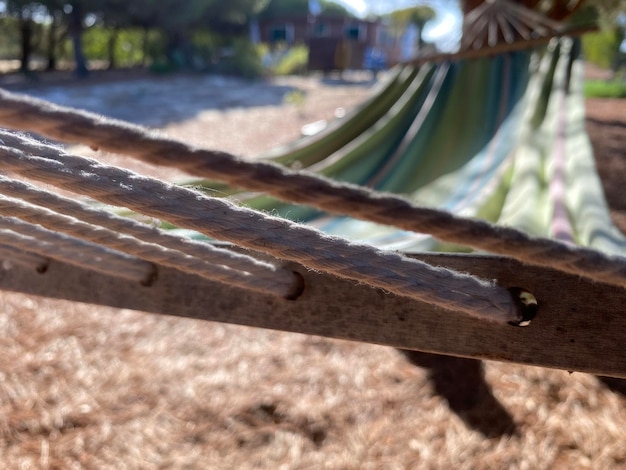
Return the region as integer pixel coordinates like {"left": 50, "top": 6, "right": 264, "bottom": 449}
{"left": 0, "top": 0, "right": 622, "bottom": 85}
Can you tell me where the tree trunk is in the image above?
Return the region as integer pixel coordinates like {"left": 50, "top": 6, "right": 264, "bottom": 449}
{"left": 141, "top": 27, "right": 149, "bottom": 67}
{"left": 18, "top": 13, "right": 33, "bottom": 73}
{"left": 107, "top": 27, "right": 119, "bottom": 70}
{"left": 69, "top": 2, "right": 89, "bottom": 78}
{"left": 46, "top": 14, "right": 58, "bottom": 71}
{"left": 166, "top": 32, "right": 190, "bottom": 69}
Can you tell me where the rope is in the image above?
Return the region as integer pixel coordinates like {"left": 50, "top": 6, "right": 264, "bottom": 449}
{"left": 0, "top": 174, "right": 301, "bottom": 298}
{"left": 0, "top": 137, "right": 520, "bottom": 323}
{"left": 0, "top": 217, "right": 156, "bottom": 284}
{"left": 0, "top": 93, "right": 624, "bottom": 289}
{"left": 0, "top": 192, "right": 299, "bottom": 298}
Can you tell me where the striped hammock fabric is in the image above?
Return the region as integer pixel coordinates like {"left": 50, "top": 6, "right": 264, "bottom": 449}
{"left": 207, "top": 37, "right": 625, "bottom": 256}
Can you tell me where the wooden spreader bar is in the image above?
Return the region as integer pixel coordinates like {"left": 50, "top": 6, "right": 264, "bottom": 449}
{"left": 0, "top": 252, "right": 624, "bottom": 378}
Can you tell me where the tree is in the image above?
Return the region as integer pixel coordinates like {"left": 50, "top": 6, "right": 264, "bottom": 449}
{"left": 66, "top": 0, "right": 89, "bottom": 76}
{"left": 4, "top": 0, "right": 46, "bottom": 72}
{"left": 137, "top": 0, "right": 270, "bottom": 67}
{"left": 584, "top": 0, "right": 626, "bottom": 26}
{"left": 40, "top": 0, "right": 66, "bottom": 70}
{"left": 96, "top": 0, "right": 139, "bottom": 69}
{"left": 259, "top": 0, "right": 352, "bottom": 20}
{"left": 63, "top": 0, "right": 132, "bottom": 76}
{"left": 199, "top": 0, "right": 270, "bottom": 36}
{"left": 581, "top": 1, "right": 626, "bottom": 72}
{"left": 387, "top": 5, "right": 436, "bottom": 51}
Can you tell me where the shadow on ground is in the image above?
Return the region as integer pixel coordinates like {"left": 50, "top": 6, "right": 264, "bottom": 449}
{"left": 401, "top": 350, "right": 518, "bottom": 438}
{"left": 598, "top": 376, "right": 626, "bottom": 396}
{"left": 2, "top": 73, "right": 300, "bottom": 128}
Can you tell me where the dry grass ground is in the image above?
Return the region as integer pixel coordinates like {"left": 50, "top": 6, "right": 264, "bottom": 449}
{"left": 0, "top": 69, "right": 625, "bottom": 469}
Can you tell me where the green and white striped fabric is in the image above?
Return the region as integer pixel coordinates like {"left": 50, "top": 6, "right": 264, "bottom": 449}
{"left": 200, "top": 37, "right": 626, "bottom": 256}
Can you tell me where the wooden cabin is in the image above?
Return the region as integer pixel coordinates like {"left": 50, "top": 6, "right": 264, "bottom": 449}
{"left": 258, "top": 14, "right": 389, "bottom": 71}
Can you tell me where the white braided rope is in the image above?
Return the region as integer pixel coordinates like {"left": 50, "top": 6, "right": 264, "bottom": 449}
{"left": 0, "top": 135, "right": 519, "bottom": 323}
{"left": 0, "top": 193, "right": 300, "bottom": 297}
{"left": 1, "top": 92, "right": 623, "bottom": 288}
{"left": 0, "top": 173, "right": 292, "bottom": 286}
{"left": 0, "top": 217, "right": 156, "bottom": 283}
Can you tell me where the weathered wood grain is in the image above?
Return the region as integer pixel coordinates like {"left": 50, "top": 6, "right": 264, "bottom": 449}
{"left": 0, "top": 252, "right": 624, "bottom": 378}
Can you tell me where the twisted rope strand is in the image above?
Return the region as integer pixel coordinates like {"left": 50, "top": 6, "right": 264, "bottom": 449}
{"left": 0, "top": 139, "right": 519, "bottom": 323}
{"left": 0, "top": 217, "right": 155, "bottom": 283}
{"left": 0, "top": 174, "right": 298, "bottom": 296}
{"left": 0, "top": 193, "right": 297, "bottom": 297}
{"left": 0, "top": 92, "right": 623, "bottom": 288}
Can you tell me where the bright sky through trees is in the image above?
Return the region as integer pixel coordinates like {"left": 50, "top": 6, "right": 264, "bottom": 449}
{"left": 333, "top": 0, "right": 463, "bottom": 50}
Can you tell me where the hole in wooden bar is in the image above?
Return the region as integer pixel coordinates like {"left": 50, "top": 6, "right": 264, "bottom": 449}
{"left": 508, "top": 287, "right": 538, "bottom": 327}
{"left": 285, "top": 271, "right": 305, "bottom": 301}
{"left": 141, "top": 264, "right": 159, "bottom": 287}
{"left": 36, "top": 261, "right": 50, "bottom": 274}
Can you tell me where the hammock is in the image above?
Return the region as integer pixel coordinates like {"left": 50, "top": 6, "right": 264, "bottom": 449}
{"left": 0, "top": 8, "right": 624, "bottom": 377}
{"left": 194, "top": 37, "right": 625, "bottom": 257}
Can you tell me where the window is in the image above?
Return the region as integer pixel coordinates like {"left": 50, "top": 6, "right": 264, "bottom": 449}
{"left": 345, "top": 23, "right": 366, "bottom": 41}
{"left": 270, "top": 24, "right": 295, "bottom": 43}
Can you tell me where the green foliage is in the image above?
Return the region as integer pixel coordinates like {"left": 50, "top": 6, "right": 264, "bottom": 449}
{"left": 0, "top": 0, "right": 343, "bottom": 74}
{"left": 213, "top": 39, "right": 265, "bottom": 78}
{"left": 388, "top": 5, "right": 436, "bottom": 28}
{"left": 259, "top": 0, "right": 307, "bottom": 18}
{"left": 320, "top": 0, "right": 352, "bottom": 17}
{"left": 584, "top": 79, "right": 626, "bottom": 98}
{"left": 259, "top": 0, "right": 352, "bottom": 20}
{"left": 386, "top": 5, "right": 436, "bottom": 46}
{"left": 0, "top": 17, "right": 20, "bottom": 59}
{"left": 283, "top": 89, "right": 305, "bottom": 106}
{"left": 584, "top": 0, "right": 626, "bottom": 25}
{"left": 235, "top": 40, "right": 266, "bottom": 78}
{"left": 582, "top": 29, "right": 623, "bottom": 69}
{"left": 271, "top": 45, "right": 308, "bottom": 75}
{"left": 566, "top": 4, "right": 599, "bottom": 28}
{"left": 144, "top": 29, "right": 169, "bottom": 64}
{"left": 81, "top": 26, "right": 109, "bottom": 60}
{"left": 82, "top": 26, "right": 149, "bottom": 66}
{"left": 189, "top": 29, "right": 219, "bottom": 65}
{"left": 0, "top": 0, "right": 276, "bottom": 70}
{"left": 116, "top": 28, "right": 153, "bottom": 65}
{"left": 207, "top": 42, "right": 310, "bottom": 79}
